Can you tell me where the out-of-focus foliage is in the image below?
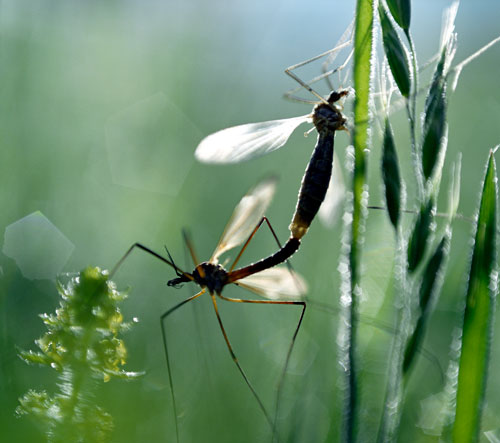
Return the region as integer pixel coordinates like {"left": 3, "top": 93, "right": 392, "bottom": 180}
{"left": 17, "top": 267, "right": 141, "bottom": 442}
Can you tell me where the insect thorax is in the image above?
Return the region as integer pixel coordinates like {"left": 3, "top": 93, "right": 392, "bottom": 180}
{"left": 312, "top": 102, "right": 346, "bottom": 134}
{"left": 193, "top": 262, "right": 229, "bottom": 294}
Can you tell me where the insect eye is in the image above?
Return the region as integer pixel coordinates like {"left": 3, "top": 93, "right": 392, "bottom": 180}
{"left": 167, "top": 274, "right": 191, "bottom": 288}
{"left": 167, "top": 277, "right": 181, "bottom": 287}
{"left": 327, "top": 91, "right": 342, "bottom": 103}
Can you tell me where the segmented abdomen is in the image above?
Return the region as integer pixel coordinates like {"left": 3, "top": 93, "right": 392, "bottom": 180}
{"left": 289, "top": 131, "right": 334, "bottom": 239}
{"left": 227, "top": 237, "right": 301, "bottom": 283}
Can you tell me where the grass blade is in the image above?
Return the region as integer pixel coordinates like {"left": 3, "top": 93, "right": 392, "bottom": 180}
{"left": 386, "top": 0, "right": 411, "bottom": 30}
{"left": 379, "top": 3, "right": 411, "bottom": 98}
{"left": 381, "top": 117, "right": 402, "bottom": 230}
{"left": 339, "top": 1, "right": 374, "bottom": 441}
{"left": 453, "top": 152, "right": 498, "bottom": 442}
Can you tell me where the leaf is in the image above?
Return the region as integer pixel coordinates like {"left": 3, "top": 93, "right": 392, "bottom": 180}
{"left": 386, "top": 0, "right": 411, "bottom": 30}
{"left": 381, "top": 117, "right": 402, "bottom": 230}
{"left": 407, "top": 198, "right": 434, "bottom": 273}
{"left": 19, "top": 350, "right": 52, "bottom": 367}
{"left": 453, "top": 152, "right": 498, "bottom": 442}
{"left": 379, "top": 3, "right": 411, "bottom": 98}
{"left": 403, "top": 233, "right": 448, "bottom": 375}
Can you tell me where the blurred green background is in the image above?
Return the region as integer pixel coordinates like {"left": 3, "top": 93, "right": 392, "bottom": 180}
{"left": 1, "top": 1, "right": 500, "bottom": 442}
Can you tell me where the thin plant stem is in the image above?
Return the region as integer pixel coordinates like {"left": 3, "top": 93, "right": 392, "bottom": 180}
{"left": 376, "top": 227, "right": 409, "bottom": 442}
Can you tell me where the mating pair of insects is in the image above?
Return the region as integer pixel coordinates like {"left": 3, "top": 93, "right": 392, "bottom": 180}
{"left": 111, "top": 39, "right": 352, "bottom": 442}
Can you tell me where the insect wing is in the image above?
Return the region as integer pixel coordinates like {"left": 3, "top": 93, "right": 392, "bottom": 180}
{"left": 195, "top": 115, "right": 310, "bottom": 164}
{"left": 237, "top": 267, "right": 307, "bottom": 300}
{"left": 210, "top": 177, "right": 277, "bottom": 263}
{"left": 318, "top": 151, "right": 346, "bottom": 227}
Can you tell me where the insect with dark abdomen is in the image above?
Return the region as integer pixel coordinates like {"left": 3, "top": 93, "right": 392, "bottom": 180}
{"left": 112, "top": 35, "right": 350, "bottom": 442}
{"left": 195, "top": 89, "right": 348, "bottom": 273}
{"left": 111, "top": 177, "right": 307, "bottom": 442}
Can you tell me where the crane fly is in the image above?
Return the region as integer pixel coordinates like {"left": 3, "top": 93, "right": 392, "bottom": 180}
{"left": 195, "top": 91, "right": 348, "bottom": 265}
{"left": 111, "top": 177, "right": 307, "bottom": 442}
{"left": 194, "top": 25, "right": 353, "bottom": 239}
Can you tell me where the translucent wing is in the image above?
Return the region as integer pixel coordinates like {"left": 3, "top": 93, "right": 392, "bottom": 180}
{"left": 195, "top": 115, "right": 310, "bottom": 164}
{"left": 236, "top": 267, "right": 307, "bottom": 300}
{"left": 318, "top": 151, "right": 346, "bottom": 227}
{"left": 210, "top": 177, "right": 277, "bottom": 263}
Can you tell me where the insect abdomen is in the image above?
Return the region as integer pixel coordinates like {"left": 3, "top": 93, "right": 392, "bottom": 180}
{"left": 289, "top": 131, "right": 334, "bottom": 239}
{"left": 228, "top": 237, "right": 301, "bottom": 283}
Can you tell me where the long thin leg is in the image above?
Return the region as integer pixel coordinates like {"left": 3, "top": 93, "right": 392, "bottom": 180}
{"left": 285, "top": 68, "right": 342, "bottom": 100}
{"left": 284, "top": 22, "right": 353, "bottom": 103}
{"left": 285, "top": 40, "right": 352, "bottom": 72}
{"left": 284, "top": 58, "right": 352, "bottom": 103}
{"left": 182, "top": 229, "right": 199, "bottom": 266}
{"left": 322, "top": 48, "right": 354, "bottom": 92}
{"left": 229, "top": 215, "right": 305, "bottom": 310}
{"left": 209, "top": 293, "right": 274, "bottom": 430}
{"left": 217, "top": 293, "right": 306, "bottom": 442}
{"left": 226, "top": 215, "right": 305, "bottom": 441}
{"left": 230, "top": 215, "right": 305, "bottom": 298}
{"left": 367, "top": 205, "right": 473, "bottom": 223}
{"left": 272, "top": 302, "right": 306, "bottom": 443}
{"left": 160, "top": 289, "right": 206, "bottom": 443}
{"left": 282, "top": 95, "right": 320, "bottom": 105}
{"left": 229, "top": 216, "right": 283, "bottom": 272}
{"left": 284, "top": 68, "right": 328, "bottom": 105}
{"left": 110, "top": 242, "right": 191, "bottom": 281}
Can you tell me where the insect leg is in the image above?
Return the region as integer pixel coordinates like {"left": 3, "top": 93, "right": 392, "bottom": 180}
{"left": 182, "top": 229, "right": 199, "bottom": 266}
{"left": 217, "top": 293, "right": 306, "bottom": 442}
{"left": 284, "top": 54, "right": 352, "bottom": 103}
{"left": 209, "top": 292, "right": 274, "bottom": 430}
{"left": 284, "top": 21, "right": 354, "bottom": 102}
{"left": 160, "top": 289, "right": 206, "bottom": 443}
{"left": 284, "top": 70, "right": 339, "bottom": 102}
{"left": 229, "top": 216, "right": 282, "bottom": 272}
{"left": 304, "top": 299, "right": 445, "bottom": 384}
{"left": 284, "top": 67, "right": 328, "bottom": 105}
{"left": 229, "top": 216, "right": 305, "bottom": 300}
{"left": 285, "top": 40, "right": 352, "bottom": 80}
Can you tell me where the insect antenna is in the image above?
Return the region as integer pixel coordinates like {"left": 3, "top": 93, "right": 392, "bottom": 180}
{"left": 161, "top": 245, "right": 193, "bottom": 288}
{"left": 110, "top": 242, "right": 187, "bottom": 279}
